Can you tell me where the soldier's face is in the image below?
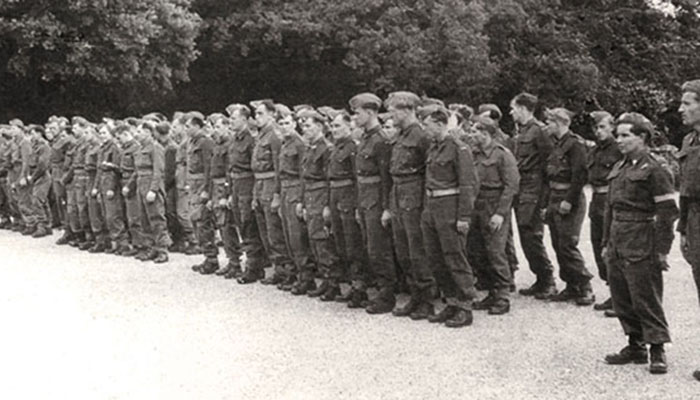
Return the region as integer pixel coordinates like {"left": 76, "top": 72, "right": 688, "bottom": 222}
{"left": 330, "top": 115, "right": 351, "bottom": 140}
{"left": 423, "top": 117, "right": 442, "bottom": 137}
{"left": 595, "top": 118, "right": 615, "bottom": 141}
{"left": 388, "top": 106, "right": 407, "bottom": 127}
{"left": 301, "top": 119, "right": 322, "bottom": 140}
{"left": 679, "top": 92, "right": 700, "bottom": 127}
{"left": 277, "top": 115, "right": 297, "bottom": 136}
{"left": 255, "top": 106, "right": 273, "bottom": 127}
{"left": 383, "top": 119, "right": 397, "bottom": 139}
{"left": 353, "top": 108, "right": 370, "bottom": 128}
{"left": 616, "top": 124, "right": 645, "bottom": 155}
{"left": 470, "top": 125, "right": 490, "bottom": 148}
{"left": 510, "top": 102, "right": 525, "bottom": 124}
{"left": 229, "top": 111, "right": 247, "bottom": 132}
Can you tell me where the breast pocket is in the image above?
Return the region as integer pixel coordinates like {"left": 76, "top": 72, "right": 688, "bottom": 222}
{"left": 516, "top": 136, "right": 536, "bottom": 159}
{"left": 477, "top": 158, "right": 500, "bottom": 187}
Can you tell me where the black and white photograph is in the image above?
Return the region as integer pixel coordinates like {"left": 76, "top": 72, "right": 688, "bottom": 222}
{"left": 1, "top": 0, "right": 699, "bottom": 398}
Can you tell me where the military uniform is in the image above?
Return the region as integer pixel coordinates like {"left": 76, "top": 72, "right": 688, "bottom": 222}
{"left": 228, "top": 127, "right": 265, "bottom": 281}
{"left": 587, "top": 137, "right": 623, "bottom": 282}
{"left": 356, "top": 125, "right": 396, "bottom": 311}
{"left": 64, "top": 135, "right": 91, "bottom": 244}
{"left": 604, "top": 152, "right": 677, "bottom": 346}
{"left": 544, "top": 131, "right": 594, "bottom": 302}
{"left": 0, "top": 137, "right": 11, "bottom": 227}
{"left": 468, "top": 141, "right": 519, "bottom": 310}
{"left": 85, "top": 137, "right": 108, "bottom": 250}
{"left": 328, "top": 136, "right": 366, "bottom": 296}
{"left": 96, "top": 137, "right": 128, "bottom": 252}
{"left": 422, "top": 134, "right": 479, "bottom": 324}
{"left": 26, "top": 134, "right": 52, "bottom": 236}
{"left": 186, "top": 129, "right": 214, "bottom": 264}
{"left": 390, "top": 122, "right": 436, "bottom": 311}
{"left": 494, "top": 128, "right": 519, "bottom": 277}
{"left": 197, "top": 133, "right": 241, "bottom": 272}
{"left": 278, "top": 132, "right": 313, "bottom": 291}
{"left": 162, "top": 138, "right": 180, "bottom": 245}
{"left": 119, "top": 138, "right": 144, "bottom": 255}
{"left": 250, "top": 123, "right": 291, "bottom": 281}
{"left": 678, "top": 130, "right": 700, "bottom": 304}
{"left": 174, "top": 138, "right": 197, "bottom": 251}
{"left": 134, "top": 135, "right": 171, "bottom": 261}
{"left": 16, "top": 134, "right": 34, "bottom": 233}
{"left": 301, "top": 135, "right": 340, "bottom": 299}
{"left": 514, "top": 118, "right": 556, "bottom": 293}
{"left": 50, "top": 131, "right": 75, "bottom": 236}
{"left": 5, "top": 137, "right": 22, "bottom": 229}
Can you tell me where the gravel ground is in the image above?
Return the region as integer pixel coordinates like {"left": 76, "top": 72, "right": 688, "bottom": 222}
{"left": 0, "top": 209, "right": 698, "bottom": 399}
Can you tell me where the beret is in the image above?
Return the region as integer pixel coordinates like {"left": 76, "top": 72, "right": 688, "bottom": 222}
{"left": 545, "top": 107, "right": 575, "bottom": 124}
{"left": 250, "top": 99, "right": 274, "bottom": 110}
{"left": 590, "top": 111, "right": 613, "bottom": 125}
{"left": 27, "top": 124, "right": 45, "bottom": 134}
{"left": 275, "top": 104, "right": 293, "bottom": 119}
{"left": 421, "top": 96, "right": 445, "bottom": 108}
{"left": 349, "top": 93, "right": 381, "bottom": 110}
{"left": 297, "top": 108, "right": 327, "bottom": 123}
{"left": 207, "top": 113, "right": 226, "bottom": 124}
{"left": 616, "top": 112, "right": 654, "bottom": 134}
{"left": 226, "top": 103, "right": 250, "bottom": 117}
{"left": 472, "top": 116, "right": 498, "bottom": 136}
{"left": 9, "top": 118, "right": 24, "bottom": 127}
{"left": 417, "top": 104, "right": 450, "bottom": 121}
{"left": 186, "top": 111, "right": 205, "bottom": 122}
{"left": 143, "top": 112, "right": 166, "bottom": 122}
{"left": 317, "top": 106, "right": 341, "bottom": 121}
{"left": 681, "top": 79, "right": 700, "bottom": 97}
{"left": 384, "top": 91, "right": 421, "bottom": 109}
{"left": 293, "top": 104, "right": 314, "bottom": 114}
{"left": 71, "top": 116, "right": 89, "bottom": 126}
{"left": 155, "top": 122, "right": 171, "bottom": 136}
{"left": 477, "top": 104, "right": 502, "bottom": 121}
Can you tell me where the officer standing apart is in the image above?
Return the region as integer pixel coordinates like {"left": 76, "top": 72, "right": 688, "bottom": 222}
{"left": 677, "top": 79, "right": 700, "bottom": 382}
{"left": 588, "top": 111, "right": 623, "bottom": 315}
{"left": 419, "top": 105, "right": 479, "bottom": 327}
{"left": 602, "top": 112, "right": 677, "bottom": 375}
{"left": 468, "top": 116, "right": 520, "bottom": 315}
{"left": 542, "top": 108, "right": 595, "bottom": 305}
{"left": 510, "top": 93, "right": 557, "bottom": 298}
{"left": 385, "top": 91, "right": 437, "bottom": 320}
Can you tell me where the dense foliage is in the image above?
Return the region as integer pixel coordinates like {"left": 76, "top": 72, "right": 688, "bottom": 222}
{"left": 2, "top": 0, "right": 699, "bottom": 143}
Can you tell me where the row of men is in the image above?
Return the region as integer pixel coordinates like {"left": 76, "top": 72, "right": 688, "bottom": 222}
{"left": 1, "top": 85, "right": 699, "bottom": 378}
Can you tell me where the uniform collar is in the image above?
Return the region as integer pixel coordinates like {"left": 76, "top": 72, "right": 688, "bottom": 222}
{"left": 363, "top": 124, "right": 381, "bottom": 139}
{"left": 477, "top": 139, "right": 497, "bottom": 157}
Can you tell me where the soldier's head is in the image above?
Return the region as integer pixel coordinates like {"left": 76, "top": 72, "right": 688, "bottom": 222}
{"left": 71, "top": 116, "right": 90, "bottom": 139}
{"left": 184, "top": 112, "right": 205, "bottom": 137}
{"left": 226, "top": 104, "right": 251, "bottom": 133}
{"left": 679, "top": 79, "right": 700, "bottom": 129}
{"left": 615, "top": 112, "right": 654, "bottom": 155}
{"left": 420, "top": 105, "right": 450, "bottom": 139}
{"left": 510, "top": 93, "right": 538, "bottom": 125}
{"left": 275, "top": 104, "right": 298, "bottom": 137}
{"left": 544, "top": 108, "right": 573, "bottom": 137}
{"left": 28, "top": 125, "right": 45, "bottom": 140}
{"left": 590, "top": 111, "right": 615, "bottom": 142}
{"left": 385, "top": 91, "right": 420, "bottom": 129}
{"left": 379, "top": 113, "right": 398, "bottom": 140}
{"left": 97, "top": 124, "right": 111, "bottom": 141}
{"left": 349, "top": 93, "right": 382, "bottom": 130}
{"left": 252, "top": 100, "right": 276, "bottom": 129}
{"left": 469, "top": 116, "right": 498, "bottom": 149}
{"left": 113, "top": 124, "right": 133, "bottom": 145}
{"left": 330, "top": 111, "right": 352, "bottom": 142}
{"left": 298, "top": 109, "right": 326, "bottom": 142}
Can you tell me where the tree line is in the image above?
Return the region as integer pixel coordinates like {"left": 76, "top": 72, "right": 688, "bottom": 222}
{"left": 2, "top": 0, "right": 699, "bottom": 144}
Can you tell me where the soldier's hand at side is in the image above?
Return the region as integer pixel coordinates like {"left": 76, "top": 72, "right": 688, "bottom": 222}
{"left": 218, "top": 199, "right": 227, "bottom": 208}
{"left": 226, "top": 195, "right": 233, "bottom": 210}
{"left": 251, "top": 198, "right": 258, "bottom": 210}
{"left": 601, "top": 246, "right": 608, "bottom": 260}
{"left": 302, "top": 208, "right": 308, "bottom": 222}
{"left": 355, "top": 209, "right": 361, "bottom": 225}
{"left": 91, "top": 188, "right": 98, "bottom": 197}
{"left": 26, "top": 176, "right": 32, "bottom": 183}
{"left": 381, "top": 210, "right": 392, "bottom": 228}
{"left": 205, "top": 200, "right": 213, "bottom": 210}
{"left": 271, "top": 193, "right": 281, "bottom": 210}
{"left": 658, "top": 253, "right": 670, "bottom": 272}
{"left": 322, "top": 206, "right": 331, "bottom": 226}
{"left": 295, "top": 203, "right": 304, "bottom": 219}
{"left": 558, "top": 200, "right": 572, "bottom": 215}
{"left": 19, "top": 178, "right": 26, "bottom": 187}
{"left": 146, "top": 190, "right": 156, "bottom": 203}
{"left": 200, "top": 191, "right": 209, "bottom": 201}
{"left": 489, "top": 214, "right": 504, "bottom": 233}
{"left": 540, "top": 208, "right": 547, "bottom": 221}
{"left": 122, "top": 186, "right": 129, "bottom": 196}
{"left": 456, "top": 220, "right": 470, "bottom": 235}
{"left": 106, "top": 190, "right": 114, "bottom": 199}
